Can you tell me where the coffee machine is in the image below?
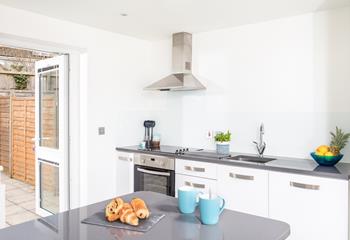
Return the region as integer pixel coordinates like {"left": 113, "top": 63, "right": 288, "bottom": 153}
{"left": 144, "top": 120, "right": 155, "bottom": 149}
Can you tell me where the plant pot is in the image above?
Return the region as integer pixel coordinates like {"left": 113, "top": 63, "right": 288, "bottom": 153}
{"left": 216, "top": 142, "right": 230, "bottom": 155}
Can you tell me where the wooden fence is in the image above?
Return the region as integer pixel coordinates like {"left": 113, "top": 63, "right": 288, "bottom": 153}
{"left": 11, "top": 97, "right": 35, "bottom": 185}
{"left": 0, "top": 94, "right": 35, "bottom": 185}
{"left": 0, "top": 97, "right": 10, "bottom": 173}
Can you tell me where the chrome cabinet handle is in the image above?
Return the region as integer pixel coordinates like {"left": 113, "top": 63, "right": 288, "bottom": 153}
{"left": 184, "top": 166, "right": 205, "bottom": 172}
{"left": 185, "top": 181, "right": 205, "bottom": 189}
{"left": 137, "top": 168, "right": 170, "bottom": 177}
{"left": 229, "top": 172, "right": 254, "bottom": 180}
{"left": 290, "top": 181, "right": 320, "bottom": 190}
{"left": 118, "top": 156, "right": 132, "bottom": 162}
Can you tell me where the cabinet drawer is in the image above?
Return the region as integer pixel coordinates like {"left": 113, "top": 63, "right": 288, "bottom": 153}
{"left": 218, "top": 165, "right": 268, "bottom": 217}
{"left": 176, "top": 159, "right": 217, "bottom": 179}
{"left": 269, "top": 171, "right": 348, "bottom": 240}
{"left": 175, "top": 174, "right": 217, "bottom": 197}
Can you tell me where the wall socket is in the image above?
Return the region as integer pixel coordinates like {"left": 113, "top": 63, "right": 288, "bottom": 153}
{"left": 98, "top": 127, "right": 105, "bottom": 135}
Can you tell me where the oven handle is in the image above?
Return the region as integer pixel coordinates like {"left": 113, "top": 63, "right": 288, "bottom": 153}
{"left": 136, "top": 167, "right": 171, "bottom": 177}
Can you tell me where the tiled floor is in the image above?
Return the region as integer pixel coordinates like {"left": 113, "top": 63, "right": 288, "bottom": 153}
{"left": 1, "top": 173, "right": 40, "bottom": 227}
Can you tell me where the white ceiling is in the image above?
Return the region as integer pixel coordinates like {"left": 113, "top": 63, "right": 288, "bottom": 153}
{"left": 0, "top": 0, "right": 349, "bottom": 40}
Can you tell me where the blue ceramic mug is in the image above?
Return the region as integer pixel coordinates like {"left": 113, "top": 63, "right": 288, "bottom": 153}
{"left": 178, "top": 186, "right": 201, "bottom": 214}
{"left": 199, "top": 194, "right": 225, "bottom": 225}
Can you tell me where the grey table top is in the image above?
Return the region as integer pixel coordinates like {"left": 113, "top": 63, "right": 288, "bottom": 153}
{"left": 0, "top": 191, "right": 290, "bottom": 240}
{"left": 116, "top": 145, "right": 350, "bottom": 180}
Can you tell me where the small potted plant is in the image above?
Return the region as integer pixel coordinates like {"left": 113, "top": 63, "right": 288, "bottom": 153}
{"left": 215, "top": 130, "right": 231, "bottom": 155}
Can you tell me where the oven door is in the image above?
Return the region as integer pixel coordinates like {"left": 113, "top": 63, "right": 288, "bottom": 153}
{"left": 134, "top": 165, "right": 175, "bottom": 196}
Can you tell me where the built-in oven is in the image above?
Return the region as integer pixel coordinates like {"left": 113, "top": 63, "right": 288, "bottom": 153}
{"left": 134, "top": 154, "right": 175, "bottom": 197}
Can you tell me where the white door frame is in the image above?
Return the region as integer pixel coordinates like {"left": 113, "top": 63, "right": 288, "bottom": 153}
{"left": 35, "top": 55, "right": 69, "bottom": 216}
{"left": 0, "top": 33, "right": 86, "bottom": 209}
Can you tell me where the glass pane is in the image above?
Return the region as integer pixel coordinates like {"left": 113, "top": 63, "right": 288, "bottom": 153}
{"left": 40, "top": 161, "right": 59, "bottom": 214}
{"left": 142, "top": 173, "right": 168, "bottom": 194}
{"left": 39, "top": 67, "right": 59, "bottom": 148}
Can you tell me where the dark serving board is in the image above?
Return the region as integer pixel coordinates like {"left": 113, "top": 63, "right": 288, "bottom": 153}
{"left": 81, "top": 211, "right": 165, "bottom": 232}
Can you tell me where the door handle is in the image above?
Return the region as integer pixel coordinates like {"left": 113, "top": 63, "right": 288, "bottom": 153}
{"left": 290, "top": 181, "right": 320, "bottom": 190}
{"left": 185, "top": 181, "right": 205, "bottom": 189}
{"left": 229, "top": 172, "right": 254, "bottom": 180}
{"left": 118, "top": 156, "right": 132, "bottom": 162}
{"left": 184, "top": 166, "right": 205, "bottom": 172}
{"left": 136, "top": 168, "right": 170, "bottom": 177}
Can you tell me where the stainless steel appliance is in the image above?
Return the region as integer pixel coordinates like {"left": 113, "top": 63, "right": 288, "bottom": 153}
{"left": 144, "top": 32, "right": 206, "bottom": 91}
{"left": 143, "top": 120, "right": 155, "bottom": 149}
{"left": 134, "top": 154, "right": 175, "bottom": 196}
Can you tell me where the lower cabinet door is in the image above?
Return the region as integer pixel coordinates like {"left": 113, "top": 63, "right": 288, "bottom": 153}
{"left": 175, "top": 174, "right": 217, "bottom": 197}
{"left": 269, "top": 171, "right": 348, "bottom": 240}
{"left": 217, "top": 165, "right": 268, "bottom": 217}
{"left": 116, "top": 152, "right": 134, "bottom": 196}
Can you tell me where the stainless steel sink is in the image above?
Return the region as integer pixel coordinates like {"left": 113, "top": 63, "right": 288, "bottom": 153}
{"left": 226, "top": 155, "right": 276, "bottom": 164}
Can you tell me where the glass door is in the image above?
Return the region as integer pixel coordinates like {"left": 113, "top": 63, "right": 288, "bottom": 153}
{"left": 35, "top": 55, "right": 69, "bottom": 217}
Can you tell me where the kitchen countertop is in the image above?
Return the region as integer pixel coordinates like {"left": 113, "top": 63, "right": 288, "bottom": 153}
{"left": 116, "top": 145, "right": 350, "bottom": 180}
{"left": 0, "top": 191, "right": 290, "bottom": 240}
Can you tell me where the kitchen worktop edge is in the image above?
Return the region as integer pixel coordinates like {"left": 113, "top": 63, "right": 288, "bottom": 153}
{"left": 116, "top": 146, "right": 350, "bottom": 180}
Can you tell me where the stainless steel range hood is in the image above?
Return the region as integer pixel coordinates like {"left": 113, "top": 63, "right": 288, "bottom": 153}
{"left": 144, "top": 32, "right": 206, "bottom": 91}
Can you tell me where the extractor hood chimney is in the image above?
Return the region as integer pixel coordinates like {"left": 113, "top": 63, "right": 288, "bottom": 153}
{"left": 144, "top": 32, "right": 206, "bottom": 91}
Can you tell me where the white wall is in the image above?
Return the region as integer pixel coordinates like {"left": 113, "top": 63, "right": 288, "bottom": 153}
{"left": 0, "top": 4, "right": 175, "bottom": 205}
{"left": 1, "top": 3, "right": 349, "bottom": 206}
{"left": 152, "top": 7, "right": 350, "bottom": 160}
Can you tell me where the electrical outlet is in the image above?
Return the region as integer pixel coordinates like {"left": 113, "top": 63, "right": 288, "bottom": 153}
{"left": 98, "top": 127, "right": 105, "bottom": 135}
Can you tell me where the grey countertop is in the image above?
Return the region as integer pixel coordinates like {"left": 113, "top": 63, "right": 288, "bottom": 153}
{"left": 0, "top": 191, "right": 290, "bottom": 240}
{"left": 116, "top": 145, "right": 350, "bottom": 180}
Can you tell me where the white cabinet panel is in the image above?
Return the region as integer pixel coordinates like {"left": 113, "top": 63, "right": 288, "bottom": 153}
{"left": 176, "top": 159, "right": 217, "bottom": 179}
{"left": 218, "top": 165, "right": 268, "bottom": 217}
{"left": 175, "top": 174, "right": 217, "bottom": 197}
{"left": 116, "top": 151, "right": 134, "bottom": 196}
{"left": 269, "top": 171, "right": 348, "bottom": 240}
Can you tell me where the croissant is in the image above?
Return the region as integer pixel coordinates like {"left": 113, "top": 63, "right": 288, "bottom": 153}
{"left": 105, "top": 198, "right": 124, "bottom": 222}
{"left": 131, "top": 198, "right": 150, "bottom": 219}
{"left": 119, "top": 203, "right": 139, "bottom": 226}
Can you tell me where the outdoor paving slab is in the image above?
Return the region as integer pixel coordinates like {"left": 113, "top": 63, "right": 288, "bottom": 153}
{"left": 5, "top": 204, "right": 24, "bottom": 216}
{"left": 6, "top": 211, "right": 39, "bottom": 225}
{"left": 19, "top": 200, "right": 36, "bottom": 211}
{"left": 3, "top": 173, "right": 40, "bottom": 226}
{"left": 6, "top": 191, "right": 35, "bottom": 204}
{"left": 5, "top": 200, "right": 14, "bottom": 208}
{"left": 6, "top": 188, "right": 28, "bottom": 198}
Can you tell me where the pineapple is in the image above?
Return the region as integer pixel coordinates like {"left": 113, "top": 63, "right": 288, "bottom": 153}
{"left": 329, "top": 127, "right": 350, "bottom": 156}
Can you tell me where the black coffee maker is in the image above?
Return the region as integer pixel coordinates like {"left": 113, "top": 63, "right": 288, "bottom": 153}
{"left": 144, "top": 120, "right": 155, "bottom": 149}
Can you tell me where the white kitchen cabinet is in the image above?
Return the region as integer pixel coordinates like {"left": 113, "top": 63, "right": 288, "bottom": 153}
{"left": 175, "top": 173, "right": 217, "bottom": 197}
{"left": 175, "top": 159, "right": 217, "bottom": 180}
{"left": 116, "top": 151, "right": 134, "bottom": 196}
{"left": 269, "top": 171, "right": 349, "bottom": 240}
{"left": 217, "top": 165, "right": 268, "bottom": 217}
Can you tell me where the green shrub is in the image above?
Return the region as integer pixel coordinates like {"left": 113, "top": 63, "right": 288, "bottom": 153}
{"left": 13, "top": 74, "right": 28, "bottom": 90}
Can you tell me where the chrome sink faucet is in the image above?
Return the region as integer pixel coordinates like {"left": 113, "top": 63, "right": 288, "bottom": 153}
{"left": 253, "top": 123, "right": 266, "bottom": 157}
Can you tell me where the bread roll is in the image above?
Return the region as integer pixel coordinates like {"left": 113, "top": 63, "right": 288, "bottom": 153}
{"left": 119, "top": 203, "right": 139, "bottom": 226}
{"left": 131, "top": 198, "right": 150, "bottom": 219}
{"left": 105, "top": 198, "right": 124, "bottom": 222}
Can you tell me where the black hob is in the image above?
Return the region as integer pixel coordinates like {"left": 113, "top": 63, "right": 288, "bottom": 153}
{"left": 140, "top": 145, "right": 230, "bottom": 159}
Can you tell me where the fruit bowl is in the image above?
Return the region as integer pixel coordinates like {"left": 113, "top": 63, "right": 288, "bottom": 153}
{"left": 310, "top": 152, "right": 343, "bottom": 166}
